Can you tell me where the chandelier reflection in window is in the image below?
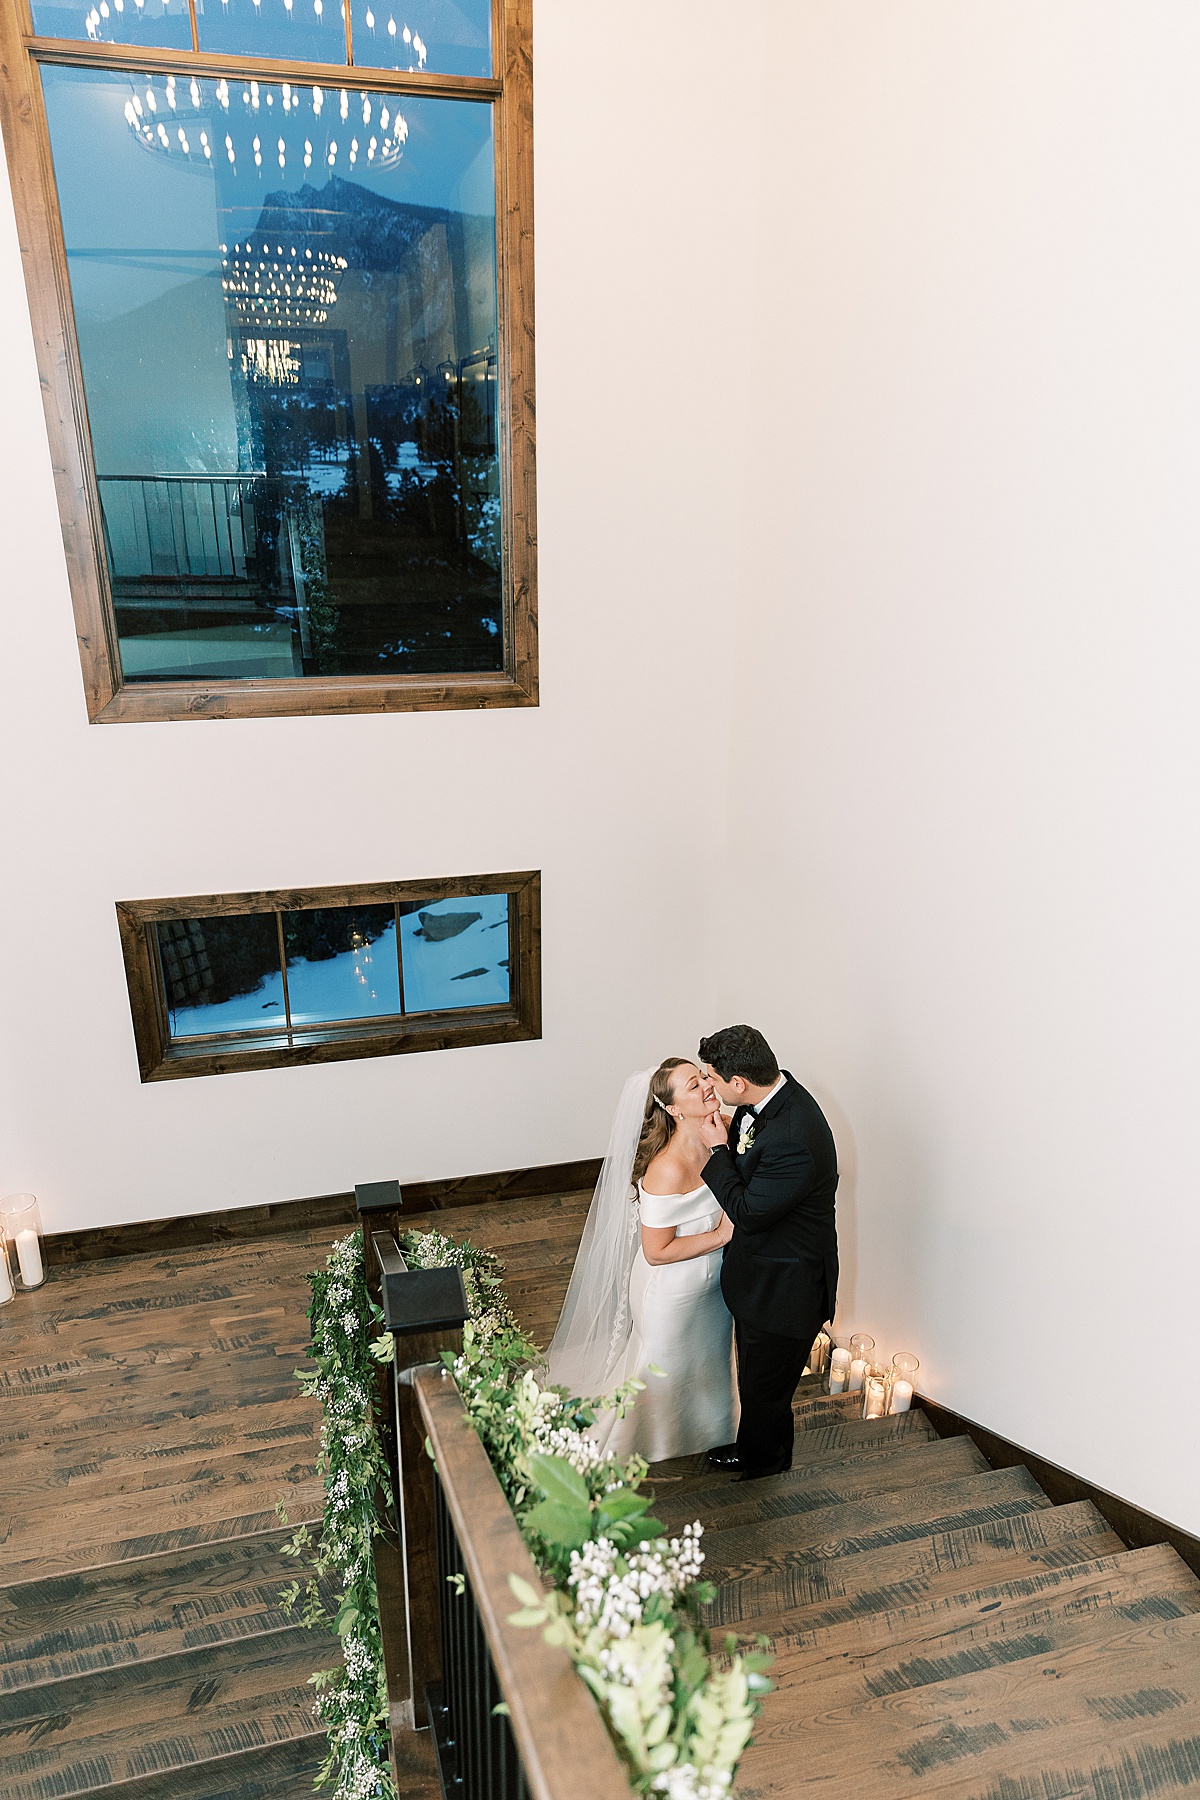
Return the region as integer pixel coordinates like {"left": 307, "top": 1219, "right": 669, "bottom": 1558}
{"left": 83, "top": 0, "right": 429, "bottom": 64}
{"left": 122, "top": 73, "right": 409, "bottom": 175}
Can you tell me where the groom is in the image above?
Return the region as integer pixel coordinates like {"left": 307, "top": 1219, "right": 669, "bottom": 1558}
{"left": 698, "top": 1025, "right": 839, "bottom": 1480}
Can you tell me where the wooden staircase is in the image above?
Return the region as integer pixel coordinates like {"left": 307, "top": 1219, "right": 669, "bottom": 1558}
{"left": 0, "top": 1232, "right": 338, "bottom": 1800}
{"left": 651, "top": 1379, "right": 1200, "bottom": 1799}
{"left": 7, "top": 1190, "right": 1200, "bottom": 1799}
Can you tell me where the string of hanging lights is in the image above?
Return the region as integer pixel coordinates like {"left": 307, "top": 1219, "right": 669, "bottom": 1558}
{"left": 122, "top": 71, "right": 410, "bottom": 173}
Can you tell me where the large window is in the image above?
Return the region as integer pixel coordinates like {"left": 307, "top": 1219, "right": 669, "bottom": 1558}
{"left": 117, "top": 871, "right": 540, "bottom": 1077}
{"left": 0, "top": 0, "right": 535, "bottom": 721}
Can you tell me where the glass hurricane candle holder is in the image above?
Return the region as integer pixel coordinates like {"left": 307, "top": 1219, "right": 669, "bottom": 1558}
{"left": 807, "top": 1330, "right": 832, "bottom": 1378}
{"left": 0, "top": 1234, "right": 14, "bottom": 1305}
{"left": 1, "top": 1194, "right": 45, "bottom": 1290}
{"left": 888, "top": 1352, "right": 919, "bottom": 1414}
{"left": 848, "top": 1333, "right": 875, "bottom": 1393}
{"left": 861, "top": 1369, "right": 888, "bottom": 1420}
{"left": 827, "top": 1347, "right": 852, "bottom": 1394}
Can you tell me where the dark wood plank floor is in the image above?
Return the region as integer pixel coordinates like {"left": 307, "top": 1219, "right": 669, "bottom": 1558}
{"left": 404, "top": 1188, "right": 593, "bottom": 1347}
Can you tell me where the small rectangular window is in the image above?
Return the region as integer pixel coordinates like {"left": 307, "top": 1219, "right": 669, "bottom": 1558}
{"left": 117, "top": 872, "right": 539, "bottom": 1079}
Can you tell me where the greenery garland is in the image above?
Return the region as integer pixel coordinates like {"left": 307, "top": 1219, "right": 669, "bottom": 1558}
{"left": 284, "top": 1227, "right": 769, "bottom": 1800}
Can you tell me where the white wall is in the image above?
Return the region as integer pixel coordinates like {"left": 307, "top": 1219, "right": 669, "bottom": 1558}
{"left": 722, "top": 1, "right": 1200, "bottom": 1532}
{"left": 0, "top": 2, "right": 753, "bottom": 1231}
{"left": 4, "top": 0, "right": 1199, "bottom": 1534}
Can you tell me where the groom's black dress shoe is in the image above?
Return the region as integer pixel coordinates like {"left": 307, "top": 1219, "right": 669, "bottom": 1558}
{"left": 734, "top": 1456, "right": 793, "bottom": 1482}
{"left": 705, "top": 1444, "right": 741, "bottom": 1470}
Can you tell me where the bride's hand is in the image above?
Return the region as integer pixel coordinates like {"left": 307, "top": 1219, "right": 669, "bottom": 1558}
{"left": 715, "top": 1211, "right": 734, "bottom": 1245}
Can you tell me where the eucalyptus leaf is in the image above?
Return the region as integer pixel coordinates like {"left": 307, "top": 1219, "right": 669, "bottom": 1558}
{"left": 522, "top": 1497, "right": 592, "bottom": 1551}
{"left": 595, "top": 1490, "right": 650, "bottom": 1524}
{"left": 525, "top": 1451, "right": 590, "bottom": 1509}
{"left": 507, "top": 1574, "right": 542, "bottom": 1608}
{"left": 624, "top": 1514, "right": 666, "bottom": 1545}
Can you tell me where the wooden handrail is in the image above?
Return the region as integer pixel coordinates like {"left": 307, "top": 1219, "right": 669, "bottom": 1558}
{"left": 413, "top": 1363, "right": 632, "bottom": 1800}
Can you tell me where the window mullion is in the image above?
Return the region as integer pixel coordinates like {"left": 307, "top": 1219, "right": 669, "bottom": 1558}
{"left": 394, "top": 902, "right": 407, "bottom": 1017}
{"left": 276, "top": 911, "right": 294, "bottom": 1044}
{"left": 26, "top": 39, "right": 503, "bottom": 100}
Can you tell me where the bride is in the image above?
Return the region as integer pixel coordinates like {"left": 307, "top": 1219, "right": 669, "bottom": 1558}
{"left": 547, "top": 1059, "right": 738, "bottom": 1462}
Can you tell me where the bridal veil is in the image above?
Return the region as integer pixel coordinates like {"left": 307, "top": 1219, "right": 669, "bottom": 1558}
{"left": 545, "top": 1068, "right": 652, "bottom": 1397}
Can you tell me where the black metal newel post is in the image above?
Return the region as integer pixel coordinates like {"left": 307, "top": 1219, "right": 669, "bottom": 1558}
{"left": 354, "top": 1181, "right": 470, "bottom": 1740}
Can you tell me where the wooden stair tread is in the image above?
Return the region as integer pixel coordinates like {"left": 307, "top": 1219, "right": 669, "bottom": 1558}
{"left": 892, "top": 1702, "right": 1200, "bottom": 1799}
{"left": 0, "top": 1529, "right": 329, "bottom": 1693}
{"left": 0, "top": 1499, "right": 325, "bottom": 1586}
{"left": 6, "top": 1438, "right": 320, "bottom": 1516}
{"left": 735, "top": 1607, "right": 1200, "bottom": 1797}
{"left": 0, "top": 1358, "right": 312, "bottom": 1415}
{"left": 768, "top": 1542, "right": 1200, "bottom": 1709}
{"left": 3, "top": 1401, "right": 317, "bottom": 1489}
{"left": 649, "top": 1409, "right": 937, "bottom": 1499}
{"left": 656, "top": 1432, "right": 986, "bottom": 1530}
{"left": 70, "top": 1731, "right": 330, "bottom": 1800}
{"left": 708, "top": 1510, "right": 1126, "bottom": 1636}
{"left": 0, "top": 1627, "right": 332, "bottom": 1798}
{"left": 2, "top": 1466, "right": 322, "bottom": 1557}
{"left": 792, "top": 1390, "right": 865, "bottom": 1429}
{"left": 0, "top": 1396, "right": 315, "bottom": 1474}
{"left": 699, "top": 1464, "right": 1049, "bottom": 1565}
{"left": 0, "top": 1420, "right": 318, "bottom": 1530}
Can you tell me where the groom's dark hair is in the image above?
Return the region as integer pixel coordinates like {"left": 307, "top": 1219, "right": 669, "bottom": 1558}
{"left": 698, "top": 1025, "right": 779, "bottom": 1088}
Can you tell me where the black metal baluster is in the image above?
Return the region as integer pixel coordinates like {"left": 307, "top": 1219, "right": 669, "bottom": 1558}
{"left": 426, "top": 1455, "right": 538, "bottom": 1800}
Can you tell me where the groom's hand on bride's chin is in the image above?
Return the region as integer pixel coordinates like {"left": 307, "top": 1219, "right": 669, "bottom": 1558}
{"left": 699, "top": 1112, "right": 730, "bottom": 1149}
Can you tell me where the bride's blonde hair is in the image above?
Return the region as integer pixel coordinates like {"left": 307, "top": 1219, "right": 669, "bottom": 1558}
{"left": 630, "top": 1057, "right": 690, "bottom": 1191}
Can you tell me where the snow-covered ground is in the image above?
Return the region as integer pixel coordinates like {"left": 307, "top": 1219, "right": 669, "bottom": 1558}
{"left": 168, "top": 964, "right": 287, "bottom": 1038}
{"left": 166, "top": 897, "right": 510, "bottom": 1039}
{"left": 286, "top": 920, "right": 402, "bottom": 1025}
{"left": 399, "top": 893, "right": 510, "bottom": 1012}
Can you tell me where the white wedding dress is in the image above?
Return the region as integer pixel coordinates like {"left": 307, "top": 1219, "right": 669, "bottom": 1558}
{"left": 599, "top": 1184, "right": 738, "bottom": 1463}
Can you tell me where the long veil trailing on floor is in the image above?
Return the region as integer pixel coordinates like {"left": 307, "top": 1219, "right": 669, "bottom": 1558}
{"left": 545, "top": 1068, "right": 653, "bottom": 1399}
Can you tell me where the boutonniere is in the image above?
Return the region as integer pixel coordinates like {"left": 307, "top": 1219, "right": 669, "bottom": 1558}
{"left": 736, "top": 1118, "right": 756, "bottom": 1156}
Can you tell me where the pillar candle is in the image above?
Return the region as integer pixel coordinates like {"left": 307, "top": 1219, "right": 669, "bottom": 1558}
{"left": 828, "top": 1348, "right": 850, "bottom": 1393}
{"left": 862, "top": 1376, "right": 887, "bottom": 1420}
{"left": 889, "top": 1379, "right": 914, "bottom": 1414}
{"left": 0, "top": 1250, "right": 12, "bottom": 1304}
{"left": 16, "top": 1228, "right": 43, "bottom": 1288}
{"left": 848, "top": 1358, "right": 866, "bottom": 1393}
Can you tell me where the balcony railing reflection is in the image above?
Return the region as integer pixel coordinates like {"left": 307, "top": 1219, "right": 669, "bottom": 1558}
{"left": 99, "top": 472, "right": 330, "bottom": 678}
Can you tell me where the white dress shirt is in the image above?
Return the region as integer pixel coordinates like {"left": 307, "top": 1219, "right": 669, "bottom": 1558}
{"left": 749, "top": 1073, "right": 786, "bottom": 1115}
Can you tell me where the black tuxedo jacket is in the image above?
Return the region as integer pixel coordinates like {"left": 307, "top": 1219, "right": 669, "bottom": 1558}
{"left": 702, "top": 1072, "right": 839, "bottom": 1340}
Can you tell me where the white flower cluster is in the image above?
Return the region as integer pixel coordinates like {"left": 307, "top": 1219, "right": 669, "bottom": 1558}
{"left": 652, "top": 1766, "right": 733, "bottom": 1800}
{"left": 530, "top": 1418, "right": 603, "bottom": 1474}
{"left": 335, "top": 1743, "right": 390, "bottom": 1800}
{"left": 568, "top": 1524, "right": 705, "bottom": 1638}
{"left": 342, "top": 1631, "right": 373, "bottom": 1683}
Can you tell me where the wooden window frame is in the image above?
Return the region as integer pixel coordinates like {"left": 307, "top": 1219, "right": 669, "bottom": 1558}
{"left": 0, "top": 0, "right": 536, "bottom": 723}
{"left": 116, "top": 870, "right": 541, "bottom": 1079}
